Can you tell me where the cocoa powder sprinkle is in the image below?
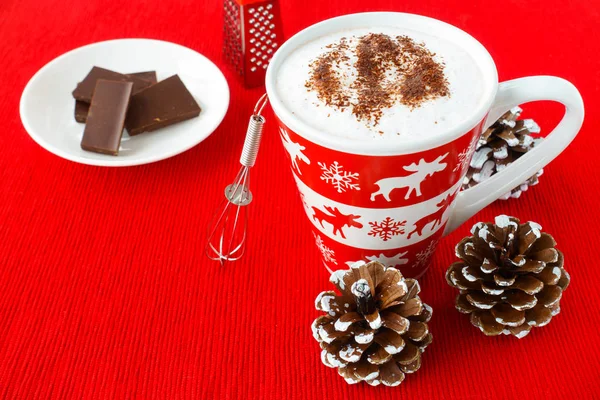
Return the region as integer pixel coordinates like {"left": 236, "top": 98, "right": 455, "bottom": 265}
{"left": 305, "top": 33, "right": 450, "bottom": 126}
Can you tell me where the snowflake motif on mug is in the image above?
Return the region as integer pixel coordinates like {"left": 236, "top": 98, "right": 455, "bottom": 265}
{"left": 454, "top": 137, "right": 478, "bottom": 173}
{"left": 368, "top": 217, "right": 406, "bottom": 241}
{"left": 318, "top": 161, "right": 360, "bottom": 193}
{"left": 313, "top": 233, "right": 337, "bottom": 264}
{"left": 413, "top": 239, "right": 439, "bottom": 268}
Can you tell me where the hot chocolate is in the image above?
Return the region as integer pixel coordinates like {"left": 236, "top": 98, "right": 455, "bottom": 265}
{"left": 275, "top": 27, "right": 486, "bottom": 141}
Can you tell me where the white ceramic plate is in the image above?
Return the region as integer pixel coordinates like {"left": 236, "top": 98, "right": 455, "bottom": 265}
{"left": 20, "top": 39, "right": 229, "bottom": 167}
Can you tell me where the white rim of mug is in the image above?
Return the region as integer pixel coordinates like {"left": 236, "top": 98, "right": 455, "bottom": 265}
{"left": 266, "top": 12, "right": 499, "bottom": 156}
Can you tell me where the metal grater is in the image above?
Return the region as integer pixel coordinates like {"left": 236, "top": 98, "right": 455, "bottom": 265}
{"left": 223, "top": 0, "right": 283, "bottom": 88}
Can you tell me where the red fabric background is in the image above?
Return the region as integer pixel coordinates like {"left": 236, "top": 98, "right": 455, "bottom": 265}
{"left": 1, "top": 0, "right": 599, "bottom": 398}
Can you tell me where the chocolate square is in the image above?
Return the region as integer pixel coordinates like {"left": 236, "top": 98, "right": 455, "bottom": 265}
{"left": 125, "top": 75, "right": 201, "bottom": 135}
{"left": 80, "top": 80, "right": 133, "bottom": 156}
{"left": 72, "top": 67, "right": 154, "bottom": 103}
{"left": 74, "top": 71, "right": 157, "bottom": 123}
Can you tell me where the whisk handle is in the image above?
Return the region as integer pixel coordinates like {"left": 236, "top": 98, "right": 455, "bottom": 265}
{"left": 240, "top": 114, "right": 265, "bottom": 167}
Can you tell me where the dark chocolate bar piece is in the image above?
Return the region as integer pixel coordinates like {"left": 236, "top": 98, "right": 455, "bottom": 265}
{"left": 75, "top": 100, "right": 90, "bottom": 123}
{"left": 125, "top": 75, "right": 201, "bottom": 136}
{"left": 72, "top": 67, "right": 153, "bottom": 103}
{"left": 128, "top": 71, "right": 157, "bottom": 83}
{"left": 74, "top": 71, "right": 157, "bottom": 123}
{"left": 81, "top": 80, "right": 133, "bottom": 156}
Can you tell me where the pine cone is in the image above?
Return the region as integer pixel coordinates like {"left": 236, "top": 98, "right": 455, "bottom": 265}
{"left": 446, "top": 215, "right": 570, "bottom": 339}
{"left": 463, "top": 106, "right": 543, "bottom": 200}
{"left": 312, "top": 261, "right": 432, "bottom": 386}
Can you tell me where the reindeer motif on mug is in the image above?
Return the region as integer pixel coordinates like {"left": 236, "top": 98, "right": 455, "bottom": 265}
{"left": 370, "top": 153, "right": 448, "bottom": 201}
{"left": 407, "top": 193, "right": 455, "bottom": 240}
{"left": 312, "top": 205, "right": 363, "bottom": 239}
{"left": 346, "top": 251, "right": 409, "bottom": 269}
{"left": 280, "top": 127, "right": 310, "bottom": 175}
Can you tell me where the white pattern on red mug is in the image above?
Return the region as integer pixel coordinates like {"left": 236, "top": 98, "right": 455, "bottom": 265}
{"left": 265, "top": 12, "right": 584, "bottom": 278}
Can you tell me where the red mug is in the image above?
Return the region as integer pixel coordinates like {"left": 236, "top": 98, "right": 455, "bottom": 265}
{"left": 265, "top": 12, "right": 584, "bottom": 277}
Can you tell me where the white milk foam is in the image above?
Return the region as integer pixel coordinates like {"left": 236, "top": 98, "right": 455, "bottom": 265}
{"left": 276, "top": 27, "right": 486, "bottom": 141}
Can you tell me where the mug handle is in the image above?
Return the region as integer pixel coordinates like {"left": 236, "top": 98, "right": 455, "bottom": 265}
{"left": 444, "top": 76, "right": 584, "bottom": 235}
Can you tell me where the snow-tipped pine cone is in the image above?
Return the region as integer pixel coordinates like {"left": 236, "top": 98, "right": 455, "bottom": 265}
{"left": 446, "top": 215, "right": 570, "bottom": 338}
{"left": 462, "top": 106, "right": 543, "bottom": 200}
{"left": 312, "top": 261, "right": 432, "bottom": 386}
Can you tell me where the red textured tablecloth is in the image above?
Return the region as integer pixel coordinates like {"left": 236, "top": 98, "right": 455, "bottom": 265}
{"left": 1, "top": 1, "right": 599, "bottom": 398}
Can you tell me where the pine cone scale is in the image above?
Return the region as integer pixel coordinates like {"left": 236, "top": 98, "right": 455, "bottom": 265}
{"left": 532, "top": 248, "right": 560, "bottom": 263}
{"left": 322, "top": 346, "right": 345, "bottom": 368}
{"left": 513, "top": 275, "right": 544, "bottom": 295}
{"left": 370, "top": 262, "right": 387, "bottom": 289}
{"left": 455, "top": 239, "right": 480, "bottom": 264}
{"left": 496, "top": 129, "right": 518, "bottom": 144}
{"left": 446, "top": 264, "right": 480, "bottom": 290}
{"left": 403, "top": 279, "right": 421, "bottom": 299}
{"left": 379, "top": 283, "right": 409, "bottom": 309}
{"left": 481, "top": 258, "right": 499, "bottom": 273}
{"left": 353, "top": 327, "right": 375, "bottom": 344}
{"left": 364, "top": 310, "right": 382, "bottom": 329}
{"left": 461, "top": 264, "right": 483, "bottom": 282}
{"left": 353, "top": 360, "right": 379, "bottom": 380}
{"left": 398, "top": 353, "right": 422, "bottom": 373}
{"left": 481, "top": 282, "right": 505, "bottom": 295}
{"left": 418, "top": 333, "right": 433, "bottom": 349}
{"left": 528, "top": 233, "right": 556, "bottom": 253}
{"left": 374, "top": 329, "right": 406, "bottom": 355}
{"left": 493, "top": 272, "right": 516, "bottom": 287}
{"left": 508, "top": 324, "right": 531, "bottom": 339}
{"left": 518, "top": 259, "right": 546, "bottom": 274}
{"left": 378, "top": 268, "right": 404, "bottom": 292}
{"left": 379, "top": 360, "right": 405, "bottom": 386}
{"left": 471, "top": 311, "right": 505, "bottom": 336}
{"left": 381, "top": 310, "right": 410, "bottom": 334}
{"left": 315, "top": 291, "right": 344, "bottom": 315}
{"left": 366, "top": 344, "right": 393, "bottom": 365}
{"left": 503, "top": 290, "right": 538, "bottom": 311}
{"left": 335, "top": 312, "right": 363, "bottom": 332}
{"left": 392, "top": 297, "right": 423, "bottom": 317}
{"left": 394, "top": 340, "right": 420, "bottom": 365}
{"left": 536, "top": 285, "right": 563, "bottom": 307}
{"left": 491, "top": 303, "right": 526, "bottom": 326}
{"left": 405, "top": 321, "right": 429, "bottom": 341}
{"left": 557, "top": 268, "right": 570, "bottom": 291}
{"left": 536, "top": 265, "right": 562, "bottom": 285}
{"left": 456, "top": 294, "right": 477, "bottom": 314}
{"left": 411, "top": 304, "right": 432, "bottom": 323}
{"left": 319, "top": 321, "right": 346, "bottom": 344}
{"left": 340, "top": 342, "right": 368, "bottom": 363}
{"left": 466, "top": 291, "right": 498, "bottom": 309}
{"left": 526, "top": 304, "right": 553, "bottom": 327}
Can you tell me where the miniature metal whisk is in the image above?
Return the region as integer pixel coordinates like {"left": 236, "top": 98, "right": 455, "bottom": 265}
{"left": 206, "top": 94, "right": 268, "bottom": 265}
